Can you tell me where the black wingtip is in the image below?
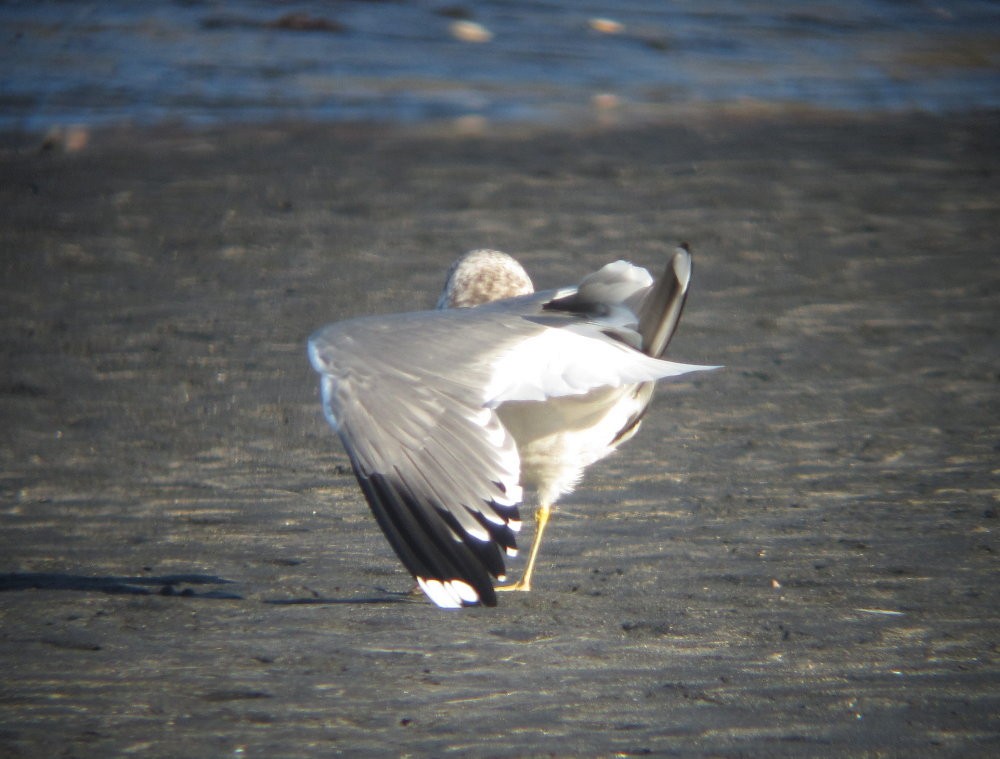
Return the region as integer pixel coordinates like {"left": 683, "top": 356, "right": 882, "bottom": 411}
{"left": 354, "top": 466, "right": 505, "bottom": 609}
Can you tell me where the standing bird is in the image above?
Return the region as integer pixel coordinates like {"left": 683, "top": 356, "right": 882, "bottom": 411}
{"left": 308, "top": 245, "right": 717, "bottom": 608}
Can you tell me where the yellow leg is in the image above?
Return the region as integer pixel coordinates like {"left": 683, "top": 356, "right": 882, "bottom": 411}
{"left": 497, "top": 502, "right": 551, "bottom": 592}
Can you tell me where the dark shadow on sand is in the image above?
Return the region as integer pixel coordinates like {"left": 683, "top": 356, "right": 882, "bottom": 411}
{"left": 0, "top": 572, "right": 242, "bottom": 599}
{"left": 263, "top": 593, "right": 411, "bottom": 606}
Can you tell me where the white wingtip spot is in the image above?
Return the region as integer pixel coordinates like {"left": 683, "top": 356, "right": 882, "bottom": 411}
{"left": 417, "top": 577, "right": 461, "bottom": 608}
{"left": 450, "top": 579, "right": 480, "bottom": 604}
{"left": 417, "top": 577, "right": 481, "bottom": 608}
{"left": 466, "top": 522, "right": 492, "bottom": 542}
{"left": 492, "top": 480, "right": 523, "bottom": 507}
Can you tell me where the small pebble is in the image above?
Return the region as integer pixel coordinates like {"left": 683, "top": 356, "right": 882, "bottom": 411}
{"left": 450, "top": 20, "right": 492, "bottom": 43}
{"left": 590, "top": 18, "right": 625, "bottom": 35}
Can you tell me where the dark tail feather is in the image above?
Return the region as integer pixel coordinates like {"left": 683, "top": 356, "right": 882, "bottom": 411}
{"left": 637, "top": 244, "right": 692, "bottom": 358}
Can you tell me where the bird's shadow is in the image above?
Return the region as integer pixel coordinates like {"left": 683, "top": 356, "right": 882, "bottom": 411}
{"left": 263, "top": 587, "right": 412, "bottom": 605}
{"left": 0, "top": 573, "right": 415, "bottom": 605}
{"left": 0, "top": 572, "right": 243, "bottom": 599}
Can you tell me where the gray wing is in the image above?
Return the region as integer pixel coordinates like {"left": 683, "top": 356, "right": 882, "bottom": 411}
{"left": 308, "top": 311, "right": 525, "bottom": 608}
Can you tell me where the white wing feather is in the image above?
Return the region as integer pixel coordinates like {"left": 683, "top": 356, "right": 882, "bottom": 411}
{"left": 483, "top": 326, "right": 717, "bottom": 407}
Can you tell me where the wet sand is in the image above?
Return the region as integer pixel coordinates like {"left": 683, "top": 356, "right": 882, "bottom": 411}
{"left": 1, "top": 110, "right": 998, "bottom": 757}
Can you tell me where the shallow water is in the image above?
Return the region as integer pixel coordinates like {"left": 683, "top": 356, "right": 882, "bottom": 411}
{"left": 2, "top": 0, "right": 999, "bottom": 131}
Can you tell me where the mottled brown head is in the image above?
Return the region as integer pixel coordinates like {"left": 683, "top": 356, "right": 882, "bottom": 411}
{"left": 437, "top": 249, "right": 535, "bottom": 309}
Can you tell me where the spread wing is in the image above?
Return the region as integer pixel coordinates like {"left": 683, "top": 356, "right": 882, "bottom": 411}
{"left": 309, "top": 312, "right": 524, "bottom": 608}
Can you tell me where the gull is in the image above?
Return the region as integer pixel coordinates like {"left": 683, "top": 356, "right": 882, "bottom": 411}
{"left": 308, "top": 245, "right": 718, "bottom": 608}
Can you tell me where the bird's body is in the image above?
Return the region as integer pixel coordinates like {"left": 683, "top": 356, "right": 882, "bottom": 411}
{"left": 309, "top": 247, "right": 717, "bottom": 608}
{"left": 500, "top": 387, "right": 640, "bottom": 506}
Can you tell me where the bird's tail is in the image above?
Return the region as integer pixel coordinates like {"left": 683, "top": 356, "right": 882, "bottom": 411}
{"left": 637, "top": 244, "right": 692, "bottom": 358}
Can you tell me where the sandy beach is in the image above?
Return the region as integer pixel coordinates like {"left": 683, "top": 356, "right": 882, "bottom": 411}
{"left": 1, "top": 109, "right": 998, "bottom": 756}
